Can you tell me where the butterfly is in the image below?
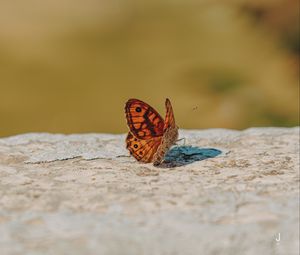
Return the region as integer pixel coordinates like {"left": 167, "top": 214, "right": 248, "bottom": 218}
{"left": 125, "top": 98, "right": 179, "bottom": 166}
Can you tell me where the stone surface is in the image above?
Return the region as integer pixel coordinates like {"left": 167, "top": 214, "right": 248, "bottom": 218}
{"left": 0, "top": 127, "right": 299, "bottom": 255}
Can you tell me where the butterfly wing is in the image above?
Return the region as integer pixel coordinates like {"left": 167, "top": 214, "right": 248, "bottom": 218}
{"left": 125, "top": 99, "right": 164, "bottom": 140}
{"left": 163, "top": 98, "right": 177, "bottom": 131}
{"left": 153, "top": 98, "right": 179, "bottom": 166}
{"left": 126, "top": 132, "right": 162, "bottom": 163}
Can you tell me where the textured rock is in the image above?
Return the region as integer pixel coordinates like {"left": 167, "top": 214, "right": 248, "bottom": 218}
{"left": 0, "top": 128, "right": 299, "bottom": 255}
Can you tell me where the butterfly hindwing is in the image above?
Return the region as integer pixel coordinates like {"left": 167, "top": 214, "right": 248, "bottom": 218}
{"left": 126, "top": 132, "right": 162, "bottom": 163}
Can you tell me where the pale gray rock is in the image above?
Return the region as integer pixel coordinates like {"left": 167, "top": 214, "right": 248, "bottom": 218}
{"left": 0, "top": 127, "right": 299, "bottom": 255}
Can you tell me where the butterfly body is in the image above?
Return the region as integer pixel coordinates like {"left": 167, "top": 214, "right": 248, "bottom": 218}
{"left": 125, "top": 98, "right": 178, "bottom": 165}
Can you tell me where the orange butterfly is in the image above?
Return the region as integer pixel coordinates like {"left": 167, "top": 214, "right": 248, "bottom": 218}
{"left": 125, "top": 98, "right": 179, "bottom": 166}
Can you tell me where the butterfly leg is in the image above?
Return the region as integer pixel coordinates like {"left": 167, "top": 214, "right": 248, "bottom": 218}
{"left": 176, "top": 137, "right": 186, "bottom": 146}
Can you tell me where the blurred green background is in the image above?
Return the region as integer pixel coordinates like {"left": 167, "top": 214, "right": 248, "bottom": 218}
{"left": 0, "top": 0, "right": 299, "bottom": 137}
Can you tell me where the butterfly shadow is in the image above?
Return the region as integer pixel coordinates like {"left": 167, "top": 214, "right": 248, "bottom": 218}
{"left": 158, "top": 146, "right": 222, "bottom": 168}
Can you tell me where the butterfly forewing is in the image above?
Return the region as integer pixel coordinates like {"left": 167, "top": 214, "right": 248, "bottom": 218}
{"left": 163, "top": 98, "right": 177, "bottom": 131}
{"left": 125, "top": 99, "right": 164, "bottom": 140}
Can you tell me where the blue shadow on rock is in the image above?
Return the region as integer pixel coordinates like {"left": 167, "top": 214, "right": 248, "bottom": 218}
{"left": 159, "top": 146, "right": 222, "bottom": 168}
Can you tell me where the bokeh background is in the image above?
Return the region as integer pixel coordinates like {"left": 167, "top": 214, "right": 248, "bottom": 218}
{"left": 0, "top": 0, "right": 299, "bottom": 137}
